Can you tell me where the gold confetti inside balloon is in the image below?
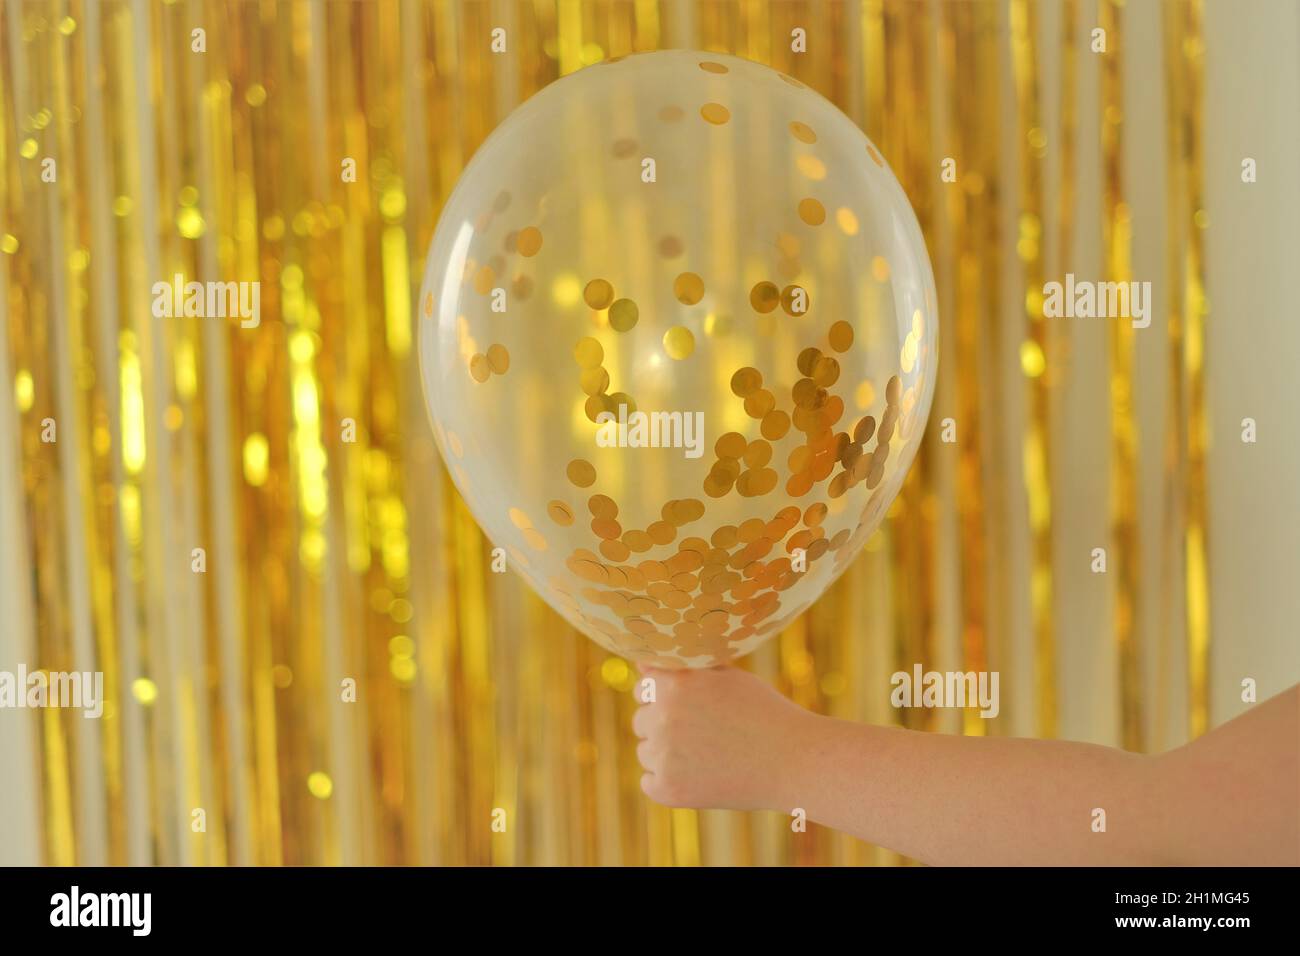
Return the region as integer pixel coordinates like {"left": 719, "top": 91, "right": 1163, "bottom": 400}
{"left": 419, "top": 51, "right": 938, "bottom": 668}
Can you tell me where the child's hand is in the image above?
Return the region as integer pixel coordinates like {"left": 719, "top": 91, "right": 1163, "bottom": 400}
{"left": 632, "top": 665, "right": 816, "bottom": 811}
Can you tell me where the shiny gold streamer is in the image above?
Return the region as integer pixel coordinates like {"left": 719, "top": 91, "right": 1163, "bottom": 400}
{"left": 1010, "top": 0, "right": 1054, "bottom": 738}
{"left": 1160, "top": 0, "right": 1211, "bottom": 739}
{"left": 881, "top": 0, "right": 938, "bottom": 740}
{"left": 938, "top": 0, "right": 999, "bottom": 737}
{"left": 1100, "top": 0, "right": 1143, "bottom": 752}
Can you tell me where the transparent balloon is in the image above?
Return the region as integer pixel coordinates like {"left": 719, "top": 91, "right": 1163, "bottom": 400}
{"left": 419, "top": 50, "right": 938, "bottom": 667}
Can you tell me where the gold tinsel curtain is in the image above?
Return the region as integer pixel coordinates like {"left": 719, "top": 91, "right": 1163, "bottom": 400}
{"left": 0, "top": 0, "right": 1251, "bottom": 866}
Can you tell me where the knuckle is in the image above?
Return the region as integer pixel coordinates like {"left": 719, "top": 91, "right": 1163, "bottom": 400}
{"left": 631, "top": 705, "right": 653, "bottom": 738}
{"left": 635, "top": 739, "right": 657, "bottom": 770}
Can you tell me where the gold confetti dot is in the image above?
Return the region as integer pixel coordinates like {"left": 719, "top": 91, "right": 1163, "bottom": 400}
{"left": 715, "top": 432, "right": 747, "bottom": 459}
{"left": 567, "top": 459, "right": 597, "bottom": 487}
{"left": 730, "top": 367, "right": 762, "bottom": 398}
{"left": 789, "top": 121, "right": 817, "bottom": 144}
{"left": 711, "top": 458, "right": 742, "bottom": 483}
{"left": 699, "top": 61, "right": 729, "bottom": 74}
{"left": 658, "top": 105, "right": 684, "bottom": 123}
{"left": 548, "top": 501, "right": 574, "bottom": 526}
{"left": 886, "top": 375, "right": 901, "bottom": 404}
{"left": 703, "top": 471, "right": 733, "bottom": 498}
{"left": 761, "top": 410, "right": 791, "bottom": 440}
{"left": 743, "top": 389, "right": 775, "bottom": 418}
{"left": 676, "top": 502, "right": 707, "bottom": 522}
{"left": 509, "top": 507, "right": 532, "bottom": 529}
{"left": 584, "top": 278, "right": 614, "bottom": 310}
{"left": 658, "top": 235, "right": 684, "bottom": 257}
{"left": 739, "top": 468, "right": 778, "bottom": 497}
{"left": 589, "top": 494, "right": 618, "bottom": 519}
{"left": 469, "top": 354, "right": 490, "bottom": 383}
{"left": 517, "top": 226, "right": 543, "bottom": 257}
{"left": 580, "top": 366, "right": 610, "bottom": 395}
{"left": 828, "top": 320, "right": 854, "bottom": 352}
{"left": 523, "top": 527, "right": 549, "bottom": 550}
{"left": 474, "top": 265, "right": 495, "bottom": 295}
{"left": 796, "top": 154, "right": 826, "bottom": 180}
{"left": 798, "top": 198, "right": 826, "bottom": 226}
{"left": 867, "top": 454, "right": 886, "bottom": 488}
{"left": 609, "top": 298, "right": 639, "bottom": 332}
{"left": 662, "top": 590, "right": 693, "bottom": 610}
{"left": 781, "top": 284, "right": 808, "bottom": 315}
{"left": 792, "top": 378, "right": 820, "bottom": 407}
{"left": 836, "top": 207, "right": 859, "bottom": 235}
{"left": 744, "top": 440, "right": 773, "bottom": 468}
{"left": 749, "top": 281, "right": 780, "bottom": 314}
{"left": 867, "top": 143, "right": 885, "bottom": 166}
{"left": 486, "top": 344, "right": 510, "bottom": 374}
{"left": 647, "top": 522, "right": 676, "bottom": 546}
{"left": 585, "top": 395, "right": 610, "bottom": 423}
{"left": 663, "top": 326, "right": 695, "bottom": 360}
{"left": 666, "top": 498, "right": 705, "bottom": 525}
{"left": 621, "top": 529, "right": 651, "bottom": 553}
{"left": 611, "top": 138, "right": 638, "bottom": 158}
{"left": 709, "top": 526, "right": 737, "bottom": 549}
{"left": 574, "top": 337, "right": 604, "bottom": 368}
{"left": 871, "top": 256, "right": 891, "bottom": 282}
{"left": 786, "top": 471, "right": 813, "bottom": 497}
{"left": 812, "top": 355, "right": 840, "bottom": 387}
{"left": 673, "top": 272, "right": 705, "bottom": 305}
{"left": 700, "top": 103, "right": 730, "bottom": 125}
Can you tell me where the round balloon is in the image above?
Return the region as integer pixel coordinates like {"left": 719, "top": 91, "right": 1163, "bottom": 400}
{"left": 418, "top": 50, "right": 937, "bottom": 668}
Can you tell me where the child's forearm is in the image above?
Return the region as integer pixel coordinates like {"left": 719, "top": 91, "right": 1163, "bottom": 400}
{"left": 778, "top": 688, "right": 1299, "bottom": 866}
{"left": 781, "top": 714, "right": 1158, "bottom": 865}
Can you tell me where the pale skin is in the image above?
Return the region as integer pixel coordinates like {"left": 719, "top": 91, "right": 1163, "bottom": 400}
{"left": 633, "top": 667, "right": 1300, "bottom": 866}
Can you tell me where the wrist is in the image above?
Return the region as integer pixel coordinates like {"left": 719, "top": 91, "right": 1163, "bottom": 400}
{"left": 759, "top": 706, "right": 832, "bottom": 815}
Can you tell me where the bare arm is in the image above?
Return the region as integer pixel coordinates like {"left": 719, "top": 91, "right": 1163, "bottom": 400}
{"left": 633, "top": 668, "right": 1299, "bottom": 866}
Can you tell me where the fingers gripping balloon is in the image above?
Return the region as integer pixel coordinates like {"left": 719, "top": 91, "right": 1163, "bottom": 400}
{"left": 419, "top": 51, "right": 938, "bottom": 668}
